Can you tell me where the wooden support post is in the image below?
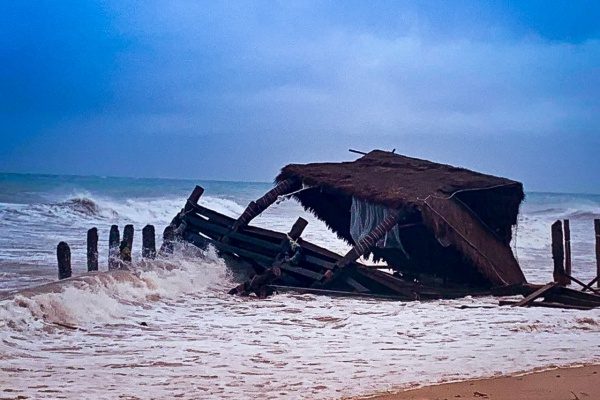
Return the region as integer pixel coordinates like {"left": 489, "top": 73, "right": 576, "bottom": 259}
{"left": 315, "top": 211, "right": 402, "bottom": 288}
{"left": 159, "top": 226, "right": 175, "bottom": 256}
{"left": 287, "top": 217, "right": 308, "bottom": 241}
{"left": 87, "top": 227, "right": 98, "bottom": 272}
{"left": 551, "top": 220, "right": 568, "bottom": 286}
{"left": 188, "top": 185, "right": 204, "bottom": 205}
{"left": 230, "top": 178, "right": 300, "bottom": 232}
{"left": 108, "top": 225, "right": 120, "bottom": 270}
{"left": 142, "top": 224, "right": 156, "bottom": 259}
{"left": 563, "top": 219, "right": 571, "bottom": 285}
{"left": 595, "top": 219, "right": 600, "bottom": 288}
{"left": 123, "top": 224, "right": 134, "bottom": 251}
{"left": 57, "top": 241, "right": 72, "bottom": 280}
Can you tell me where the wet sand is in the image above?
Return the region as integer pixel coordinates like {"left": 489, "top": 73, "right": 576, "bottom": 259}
{"left": 360, "top": 365, "right": 600, "bottom": 400}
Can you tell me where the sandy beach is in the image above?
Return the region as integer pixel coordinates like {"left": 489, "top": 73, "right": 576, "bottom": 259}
{"left": 361, "top": 365, "right": 600, "bottom": 400}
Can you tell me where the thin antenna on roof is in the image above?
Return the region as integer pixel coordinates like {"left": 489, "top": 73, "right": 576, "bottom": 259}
{"left": 348, "top": 149, "right": 367, "bottom": 155}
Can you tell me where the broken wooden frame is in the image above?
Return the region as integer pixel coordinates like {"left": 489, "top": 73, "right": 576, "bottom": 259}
{"left": 168, "top": 185, "right": 600, "bottom": 309}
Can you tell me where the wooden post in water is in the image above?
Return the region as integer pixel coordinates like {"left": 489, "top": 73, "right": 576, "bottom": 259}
{"left": 123, "top": 224, "right": 134, "bottom": 251}
{"left": 142, "top": 224, "right": 156, "bottom": 259}
{"left": 87, "top": 227, "right": 98, "bottom": 272}
{"left": 563, "top": 219, "right": 571, "bottom": 285}
{"left": 551, "top": 220, "right": 568, "bottom": 286}
{"left": 108, "top": 225, "right": 120, "bottom": 270}
{"left": 159, "top": 226, "right": 176, "bottom": 256}
{"left": 595, "top": 219, "right": 600, "bottom": 288}
{"left": 57, "top": 242, "right": 72, "bottom": 280}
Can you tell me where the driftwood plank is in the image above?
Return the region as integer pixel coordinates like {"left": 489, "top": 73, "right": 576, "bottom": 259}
{"left": 511, "top": 282, "right": 557, "bottom": 307}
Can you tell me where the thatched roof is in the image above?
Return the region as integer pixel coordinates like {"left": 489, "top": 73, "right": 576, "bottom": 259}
{"left": 275, "top": 150, "right": 526, "bottom": 287}
{"left": 277, "top": 150, "right": 522, "bottom": 208}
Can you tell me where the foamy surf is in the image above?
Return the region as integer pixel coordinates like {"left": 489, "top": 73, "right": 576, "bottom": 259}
{"left": 1, "top": 175, "right": 599, "bottom": 399}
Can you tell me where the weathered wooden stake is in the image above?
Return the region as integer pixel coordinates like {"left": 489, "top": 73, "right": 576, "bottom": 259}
{"left": 123, "top": 224, "right": 134, "bottom": 251}
{"left": 563, "top": 219, "right": 571, "bottom": 285}
{"left": 119, "top": 239, "right": 132, "bottom": 264}
{"left": 108, "top": 225, "right": 120, "bottom": 270}
{"left": 57, "top": 241, "right": 72, "bottom": 280}
{"left": 159, "top": 226, "right": 176, "bottom": 256}
{"left": 551, "top": 220, "right": 568, "bottom": 286}
{"left": 595, "top": 219, "right": 600, "bottom": 288}
{"left": 87, "top": 227, "right": 99, "bottom": 272}
{"left": 142, "top": 224, "right": 156, "bottom": 259}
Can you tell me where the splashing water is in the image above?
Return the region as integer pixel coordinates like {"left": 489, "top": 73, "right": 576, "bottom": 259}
{"left": 0, "top": 174, "right": 599, "bottom": 399}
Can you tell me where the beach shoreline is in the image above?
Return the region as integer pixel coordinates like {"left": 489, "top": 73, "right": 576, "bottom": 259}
{"left": 354, "top": 364, "right": 600, "bottom": 400}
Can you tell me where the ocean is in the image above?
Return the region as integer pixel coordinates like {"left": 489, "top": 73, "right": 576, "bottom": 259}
{"left": 1, "top": 173, "right": 599, "bottom": 399}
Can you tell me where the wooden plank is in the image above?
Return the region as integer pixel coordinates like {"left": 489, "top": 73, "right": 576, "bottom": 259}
{"left": 422, "top": 196, "right": 526, "bottom": 286}
{"left": 354, "top": 268, "right": 421, "bottom": 299}
{"left": 185, "top": 214, "right": 281, "bottom": 253}
{"left": 344, "top": 277, "right": 370, "bottom": 293}
{"left": 278, "top": 264, "right": 323, "bottom": 280}
{"left": 183, "top": 231, "right": 273, "bottom": 266}
{"left": 511, "top": 282, "right": 557, "bottom": 307}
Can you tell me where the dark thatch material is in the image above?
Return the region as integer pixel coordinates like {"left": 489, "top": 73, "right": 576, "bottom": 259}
{"left": 275, "top": 150, "right": 526, "bottom": 287}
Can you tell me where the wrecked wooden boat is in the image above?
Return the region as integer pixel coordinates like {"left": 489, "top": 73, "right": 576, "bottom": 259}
{"left": 166, "top": 150, "right": 600, "bottom": 308}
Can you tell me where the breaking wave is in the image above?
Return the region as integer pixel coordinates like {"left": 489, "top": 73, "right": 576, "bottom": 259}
{"left": 0, "top": 248, "right": 231, "bottom": 333}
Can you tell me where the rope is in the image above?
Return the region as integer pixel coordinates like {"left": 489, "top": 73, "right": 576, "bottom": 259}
{"left": 286, "top": 233, "right": 300, "bottom": 250}
{"left": 417, "top": 181, "right": 521, "bottom": 202}
{"left": 276, "top": 184, "right": 315, "bottom": 204}
{"left": 423, "top": 200, "right": 509, "bottom": 285}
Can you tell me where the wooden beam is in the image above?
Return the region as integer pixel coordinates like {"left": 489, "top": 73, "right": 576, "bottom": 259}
{"left": 564, "top": 219, "right": 571, "bottom": 285}
{"left": 563, "top": 274, "right": 600, "bottom": 294}
{"left": 551, "top": 220, "right": 568, "bottom": 285}
{"left": 583, "top": 276, "right": 599, "bottom": 292}
{"left": 595, "top": 219, "right": 600, "bottom": 288}
{"left": 511, "top": 282, "right": 557, "bottom": 307}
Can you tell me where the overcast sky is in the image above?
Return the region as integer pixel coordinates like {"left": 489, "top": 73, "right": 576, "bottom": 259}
{"left": 1, "top": 1, "right": 599, "bottom": 193}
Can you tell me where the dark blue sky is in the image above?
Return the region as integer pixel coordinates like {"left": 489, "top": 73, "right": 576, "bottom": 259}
{"left": 1, "top": 1, "right": 599, "bottom": 192}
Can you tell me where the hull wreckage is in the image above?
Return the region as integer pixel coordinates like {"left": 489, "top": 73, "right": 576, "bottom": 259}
{"left": 166, "top": 150, "right": 600, "bottom": 309}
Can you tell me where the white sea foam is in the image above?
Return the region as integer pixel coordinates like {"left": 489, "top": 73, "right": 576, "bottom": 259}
{"left": 1, "top": 184, "right": 600, "bottom": 399}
